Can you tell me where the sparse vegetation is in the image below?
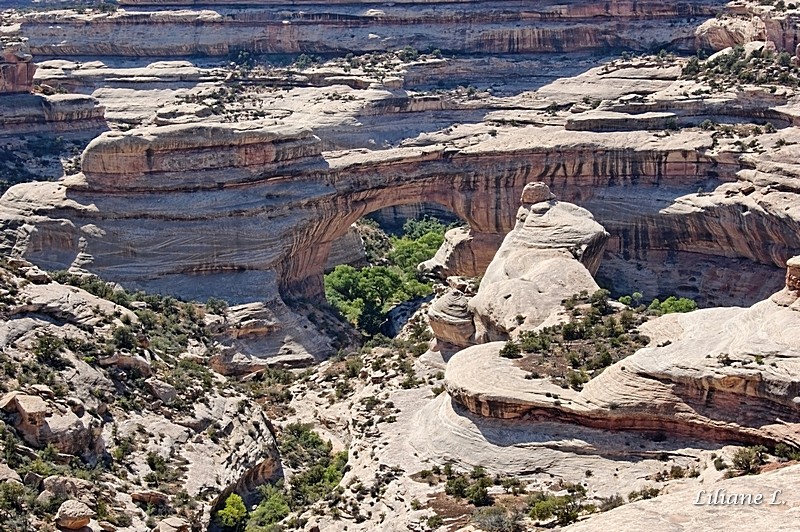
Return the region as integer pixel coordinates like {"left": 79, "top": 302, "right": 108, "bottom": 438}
{"left": 505, "top": 289, "right": 658, "bottom": 387}
{"left": 681, "top": 44, "right": 800, "bottom": 89}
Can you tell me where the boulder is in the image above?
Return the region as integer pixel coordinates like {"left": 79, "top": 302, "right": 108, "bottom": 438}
{"left": 43, "top": 475, "right": 94, "bottom": 499}
{"left": 520, "top": 181, "right": 555, "bottom": 204}
{"left": 428, "top": 289, "right": 476, "bottom": 348}
{"left": 131, "top": 489, "right": 169, "bottom": 506}
{"left": 158, "top": 516, "right": 190, "bottom": 532}
{"left": 55, "top": 500, "right": 95, "bottom": 530}
{"left": 145, "top": 378, "right": 177, "bottom": 405}
{"left": 0, "top": 462, "right": 21, "bottom": 483}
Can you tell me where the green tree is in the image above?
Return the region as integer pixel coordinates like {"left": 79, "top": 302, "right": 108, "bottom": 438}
{"left": 217, "top": 494, "right": 247, "bottom": 530}
{"left": 388, "top": 231, "right": 444, "bottom": 274}
{"left": 111, "top": 325, "right": 137, "bottom": 350}
{"left": 247, "top": 484, "right": 289, "bottom": 530}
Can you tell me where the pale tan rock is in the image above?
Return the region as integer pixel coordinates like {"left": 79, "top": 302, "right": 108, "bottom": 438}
{"left": 98, "top": 353, "right": 152, "bottom": 377}
{"left": 6, "top": 282, "right": 136, "bottom": 328}
{"left": 18, "top": 4, "right": 713, "bottom": 58}
{"left": 55, "top": 499, "right": 95, "bottom": 530}
{"left": 421, "top": 228, "right": 503, "bottom": 279}
{"left": 131, "top": 490, "right": 168, "bottom": 506}
{"left": 3, "top": 392, "right": 97, "bottom": 454}
{"left": 695, "top": 17, "right": 766, "bottom": 51}
{"left": 428, "top": 289, "right": 475, "bottom": 348}
{"left": 144, "top": 377, "right": 177, "bottom": 405}
{"left": 787, "top": 256, "right": 800, "bottom": 292}
{"left": 565, "top": 463, "right": 800, "bottom": 532}
{"left": 0, "top": 462, "right": 21, "bottom": 483}
{"left": 157, "top": 516, "right": 190, "bottom": 532}
{"left": 43, "top": 475, "right": 94, "bottom": 499}
{"left": 520, "top": 182, "right": 555, "bottom": 204}
{"left": 445, "top": 269, "right": 800, "bottom": 446}
{"left": 468, "top": 196, "right": 608, "bottom": 342}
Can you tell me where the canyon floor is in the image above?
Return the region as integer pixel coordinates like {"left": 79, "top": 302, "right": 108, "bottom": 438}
{"left": 1, "top": 1, "right": 800, "bottom": 532}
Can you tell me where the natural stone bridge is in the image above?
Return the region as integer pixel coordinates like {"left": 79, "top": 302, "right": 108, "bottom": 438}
{"left": 0, "top": 121, "right": 740, "bottom": 300}
{"left": 1, "top": 119, "right": 799, "bottom": 362}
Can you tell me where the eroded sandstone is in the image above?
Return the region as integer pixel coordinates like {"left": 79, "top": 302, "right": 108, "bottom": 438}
{"left": 445, "top": 259, "right": 800, "bottom": 447}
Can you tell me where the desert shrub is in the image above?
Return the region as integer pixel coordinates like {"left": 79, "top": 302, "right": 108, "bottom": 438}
{"left": 499, "top": 341, "right": 522, "bottom": 359}
{"left": 527, "top": 491, "right": 582, "bottom": 525}
{"left": 33, "top": 333, "right": 68, "bottom": 368}
{"left": 279, "top": 424, "right": 348, "bottom": 508}
{"left": 628, "top": 486, "right": 660, "bottom": 501}
{"left": 472, "top": 506, "right": 524, "bottom": 532}
{"left": 731, "top": 446, "right": 766, "bottom": 474}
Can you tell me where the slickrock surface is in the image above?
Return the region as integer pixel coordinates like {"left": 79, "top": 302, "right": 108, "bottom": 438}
{"left": 429, "top": 183, "right": 607, "bottom": 346}
{"left": 445, "top": 261, "right": 800, "bottom": 446}
{"left": 3, "top": 3, "right": 800, "bottom": 531}
{"left": 565, "top": 463, "right": 800, "bottom": 532}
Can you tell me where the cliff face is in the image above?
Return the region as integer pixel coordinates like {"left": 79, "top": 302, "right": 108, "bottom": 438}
{"left": 697, "top": 4, "right": 800, "bottom": 53}
{"left": 0, "top": 39, "right": 104, "bottom": 134}
{"left": 16, "top": 1, "right": 722, "bottom": 57}
{"left": 2, "top": 110, "right": 800, "bottom": 359}
{"left": 0, "top": 123, "right": 722, "bottom": 300}
{"left": 1, "top": 40, "right": 35, "bottom": 94}
{"left": 3, "top": 35, "right": 800, "bottom": 360}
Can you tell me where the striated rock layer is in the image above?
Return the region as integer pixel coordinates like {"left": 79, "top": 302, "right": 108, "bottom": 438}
{"left": 0, "top": 123, "right": 727, "bottom": 303}
{"left": 0, "top": 39, "right": 104, "bottom": 133}
{"left": 16, "top": 1, "right": 723, "bottom": 58}
{"left": 444, "top": 260, "right": 800, "bottom": 447}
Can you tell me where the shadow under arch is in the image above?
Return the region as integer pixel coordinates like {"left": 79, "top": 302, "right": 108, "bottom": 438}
{"left": 275, "top": 172, "right": 528, "bottom": 303}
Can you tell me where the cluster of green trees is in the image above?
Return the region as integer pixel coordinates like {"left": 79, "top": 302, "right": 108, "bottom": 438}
{"left": 325, "top": 216, "right": 451, "bottom": 334}
{"left": 216, "top": 423, "right": 348, "bottom": 531}
{"left": 646, "top": 296, "right": 698, "bottom": 314}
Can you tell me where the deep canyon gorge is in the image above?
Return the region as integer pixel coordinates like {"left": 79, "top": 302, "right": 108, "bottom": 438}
{"left": 1, "top": 0, "right": 800, "bottom": 531}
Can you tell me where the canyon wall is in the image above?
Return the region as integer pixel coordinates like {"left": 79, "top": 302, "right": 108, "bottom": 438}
{"left": 0, "top": 123, "right": 729, "bottom": 304}
{"left": 1, "top": 39, "right": 35, "bottom": 94}
{"left": 15, "top": 1, "right": 723, "bottom": 58}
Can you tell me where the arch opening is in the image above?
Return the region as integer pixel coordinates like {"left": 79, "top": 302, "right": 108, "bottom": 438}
{"left": 321, "top": 202, "right": 470, "bottom": 338}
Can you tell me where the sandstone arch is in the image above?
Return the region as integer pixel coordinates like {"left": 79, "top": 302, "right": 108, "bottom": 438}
{"left": 1, "top": 120, "right": 795, "bottom": 311}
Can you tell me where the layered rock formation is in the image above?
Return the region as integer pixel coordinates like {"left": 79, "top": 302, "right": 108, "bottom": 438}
{"left": 1, "top": 39, "right": 35, "bottom": 94}
{"left": 15, "top": 1, "right": 722, "bottom": 58}
{"left": 696, "top": 3, "right": 800, "bottom": 53}
{"left": 444, "top": 258, "right": 800, "bottom": 447}
{"left": 3, "top": 14, "right": 800, "bottom": 362}
{"left": 0, "top": 38, "right": 104, "bottom": 135}
{"left": 429, "top": 183, "right": 608, "bottom": 347}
